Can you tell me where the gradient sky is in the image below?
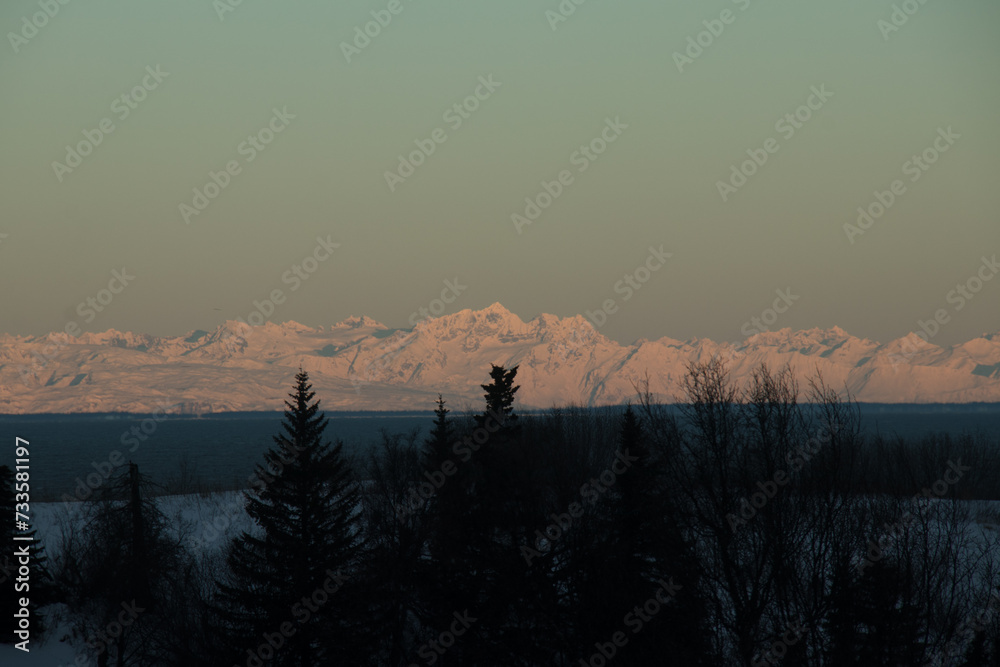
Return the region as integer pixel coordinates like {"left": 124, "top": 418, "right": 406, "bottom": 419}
{"left": 1, "top": 0, "right": 998, "bottom": 346}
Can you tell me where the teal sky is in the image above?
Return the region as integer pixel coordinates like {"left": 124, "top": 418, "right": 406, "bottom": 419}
{"left": 1, "top": 0, "right": 998, "bottom": 346}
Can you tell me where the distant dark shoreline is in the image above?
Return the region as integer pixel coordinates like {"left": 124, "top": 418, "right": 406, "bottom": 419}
{"left": 3, "top": 402, "right": 1000, "bottom": 420}
{"left": 0, "top": 410, "right": 435, "bottom": 421}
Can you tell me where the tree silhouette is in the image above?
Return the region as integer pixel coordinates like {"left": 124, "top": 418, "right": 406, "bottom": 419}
{"left": 476, "top": 363, "right": 520, "bottom": 432}
{"left": 0, "top": 464, "right": 50, "bottom": 644}
{"left": 423, "top": 394, "right": 454, "bottom": 473}
{"left": 215, "top": 369, "right": 363, "bottom": 665}
{"left": 54, "top": 462, "right": 190, "bottom": 666}
{"left": 361, "top": 429, "right": 429, "bottom": 666}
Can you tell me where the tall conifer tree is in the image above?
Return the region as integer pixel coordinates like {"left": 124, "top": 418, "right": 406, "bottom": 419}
{"left": 215, "top": 370, "right": 362, "bottom": 665}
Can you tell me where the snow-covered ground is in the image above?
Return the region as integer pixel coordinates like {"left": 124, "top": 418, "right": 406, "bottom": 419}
{"left": 38, "top": 490, "right": 254, "bottom": 561}
{"left": 0, "top": 638, "right": 79, "bottom": 666}
{"left": 15, "top": 493, "right": 1000, "bottom": 662}
{"left": 8, "top": 492, "right": 252, "bottom": 663}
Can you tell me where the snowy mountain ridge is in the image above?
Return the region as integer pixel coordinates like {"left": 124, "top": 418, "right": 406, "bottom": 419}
{"left": 1, "top": 303, "right": 999, "bottom": 413}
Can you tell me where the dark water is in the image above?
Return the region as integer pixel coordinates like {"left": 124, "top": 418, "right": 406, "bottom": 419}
{"left": 0, "top": 412, "right": 431, "bottom": 500}
{"left": 2, "top": 405, "right": 998, "bottom": 500}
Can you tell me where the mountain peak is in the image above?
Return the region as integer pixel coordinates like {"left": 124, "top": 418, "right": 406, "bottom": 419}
{"left": 333, "top": 315, "right": 386, "bottom": 330}
{"left": 473, "top": 302, "right": 525, "bottom": 329}
{"left": 75, "top": 328, "right": 153, "bottom": 348}
{"left": 480, "top": 302, "right": 512, "bottom": 316}
{"left": 744, "top": 326, "right": 855, "bottom": 346}
{"left": 216, "top": 320, "right": 253, "bottom": 335}
{"left": 3, "top": 313, "right": 1000, "bottom": 412}
{"left": 881, "top": 332, "right": 941, "bottom": 356}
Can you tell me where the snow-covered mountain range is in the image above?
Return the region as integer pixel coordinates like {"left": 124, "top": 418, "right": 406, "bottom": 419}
{"left": 2, "top": 303, "right": 999, "bottom": 413}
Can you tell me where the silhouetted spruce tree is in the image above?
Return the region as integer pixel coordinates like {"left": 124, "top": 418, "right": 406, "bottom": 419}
{"left": 463, "top": 364, "right": 557, "bottom": 664}
{"left": 0, "top": 464, "right": 50, "bottom": 644}
{"left": 418, "top": 394, "right": 484, "bottom": 664}
{"left": 562, "top": 406, "right": 712, "bottom": 664}
{"left": 565, "top": 407, "right": 645, "bottom": 658}
{"left": 215, "top": 370, "right": 364, "bottom": 666}
{"left": 55, "top": 462, "right": 190, "bottom": 666}
{"left": 475, "top": 364, "right": 520, "bottom": 433}
{"left": 475, "top": 365, "right": 521, "bottom": 543}
{"left": 421, "top": 395, "right": 460, "bottom": 544}
{"left": 467, "top": 365, "right": 522, "bottom": 534}
{"left": 638, "top": 420, "right": 715, "bottom": 663}
{"left": 616, "top": 403, "right": 648, "bottom": 535}
{"left": 360, "top": 429, "right": 429, "bottom": 667}
{"left": 851, "top": 559, "right": 926, "bottom": 665}
{"left": 423, "top": 395, "right": 453, "bottom": 472}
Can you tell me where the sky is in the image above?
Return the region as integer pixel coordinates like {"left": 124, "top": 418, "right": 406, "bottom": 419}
{"left": 1, "top": 0, "right": 998, "bottom": 347}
